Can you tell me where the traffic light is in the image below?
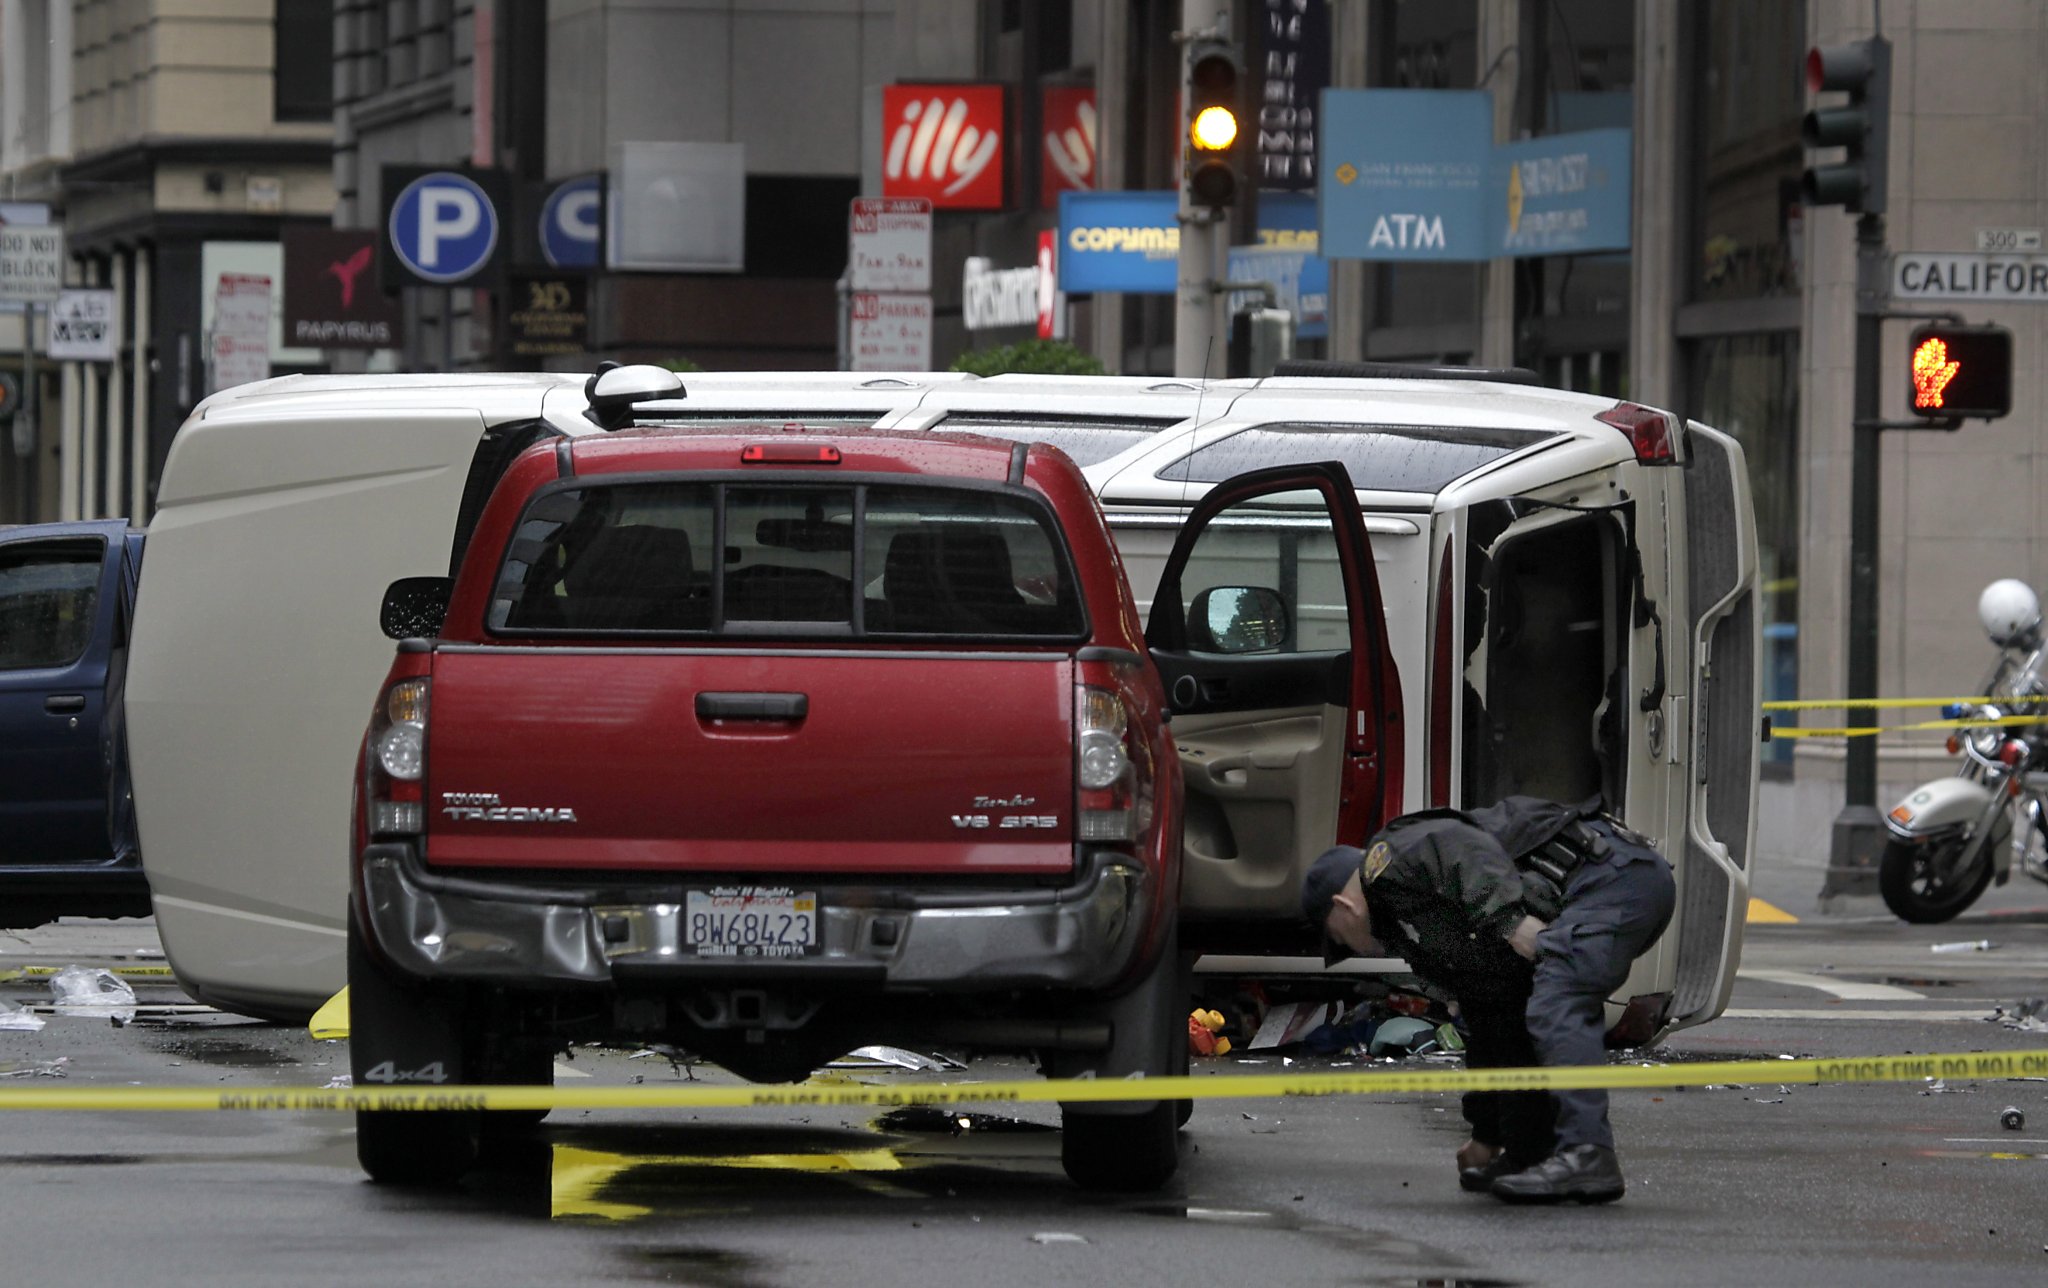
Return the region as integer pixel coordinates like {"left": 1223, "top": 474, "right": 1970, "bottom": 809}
{"left": 0, "top": 373, "right": 17, "bottom": 422}
{"left": 1906, "top": 324, "right": 2011, "bottom": 422}
{"left": 1801, "top": 37, "right": 1890, "bottom": 213}
{"left": 1184, "top": 37, "right": 1242, "bottom": 212}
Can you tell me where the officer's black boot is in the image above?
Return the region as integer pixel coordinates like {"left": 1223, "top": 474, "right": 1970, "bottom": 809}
{"left": 1457, "top": 1152, "right": 1526, "bottom": 1193}
{"left": 1489, "top": 1143, "right": 1625, "bottom": 1204}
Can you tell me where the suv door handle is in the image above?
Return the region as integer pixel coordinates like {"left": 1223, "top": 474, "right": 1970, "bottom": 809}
{"left": 45, "top": 694, "right": 86, "bottom": 715}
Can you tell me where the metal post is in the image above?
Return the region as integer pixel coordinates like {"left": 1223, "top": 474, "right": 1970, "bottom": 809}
{"left": 1174, "top": 0, "right": 1231, "bottom": 379}
{"left": 1823, "top": 210, "right": 1890, "bottom": 900}
{"left": 19, "top": 301, "right": 36, "bottom": 523}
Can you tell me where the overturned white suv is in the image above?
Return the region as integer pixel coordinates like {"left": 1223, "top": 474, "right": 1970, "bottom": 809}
{"left": 123, "top": 361, "right": 1757, "bottom": 1042}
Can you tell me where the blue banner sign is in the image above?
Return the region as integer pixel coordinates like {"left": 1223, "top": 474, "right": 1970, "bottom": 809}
{"left": 1319, "top": 90, "right": 1493, "bottom": 261}
{"left": 1058, "top": 191, "right": 1332, "bottom": 317}
{"left": 1058, "top": 191, "right": 1180, "bottom": 293}
{"left": 1237, "top": 192, "right": 1327, "bottom": 339}
{"left": 1493, "top": 128, "right": 1631, "bottom": 257}
{"left": 1318, "top": 90, "right": 1632, "bottom": 261}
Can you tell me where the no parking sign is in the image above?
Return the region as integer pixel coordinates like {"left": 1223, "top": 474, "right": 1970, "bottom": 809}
{"left": 381, "top": 165, "right": 511, "bottom": 289}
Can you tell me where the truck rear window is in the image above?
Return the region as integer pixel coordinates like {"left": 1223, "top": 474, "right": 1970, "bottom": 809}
{"left": 489, "top": 481, "right": 1086, "bottom": 640}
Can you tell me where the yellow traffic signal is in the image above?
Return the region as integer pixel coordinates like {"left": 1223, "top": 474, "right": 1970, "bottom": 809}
{"left": 1191, "top": 105, "right": 1238, "bottom": 152}
{"left": 1184, "top": 37, "right": 1241, "bottom": 211}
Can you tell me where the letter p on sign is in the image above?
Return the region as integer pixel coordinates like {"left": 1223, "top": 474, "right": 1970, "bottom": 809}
{"left": 384, "top": 168, "right": 503, "bottom": 287}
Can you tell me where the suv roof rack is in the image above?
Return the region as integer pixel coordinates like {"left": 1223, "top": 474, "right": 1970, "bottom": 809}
{"left": 1271, "top": 359, "right": 1543, "bottom": 387}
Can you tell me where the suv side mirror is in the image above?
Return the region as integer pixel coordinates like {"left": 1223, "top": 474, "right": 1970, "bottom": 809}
{"left": 1188, "top": 585, "right": 1291, "bottom": 654}
{"left": 381, "top": 576, "right": 453, "bottom": 640}
{"left": 586, "top": 362, "right": 686, "bottom": 430}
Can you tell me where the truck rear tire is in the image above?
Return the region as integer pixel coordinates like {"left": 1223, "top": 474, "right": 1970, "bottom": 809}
{"left": 348, "top": 913, "right": 479, "bottom": 1186}
{"left": 1059, "top": 932, "right": 1182, "bottom": 1192}
{"left": 1062, "top": 1100, "right": 1179, "bottom": 1192}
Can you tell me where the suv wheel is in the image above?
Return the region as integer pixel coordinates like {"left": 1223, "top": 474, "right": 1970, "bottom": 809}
{"left": 348, "top": 913, "right": 479, "bottom": 1186}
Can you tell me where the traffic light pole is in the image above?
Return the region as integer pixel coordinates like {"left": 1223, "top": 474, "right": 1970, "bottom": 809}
{"left": 1826, "top": 212, "right": 1889, "bottom": 899}
{"left": 1174, "top": 0, "right": 1231, "bottom": 379}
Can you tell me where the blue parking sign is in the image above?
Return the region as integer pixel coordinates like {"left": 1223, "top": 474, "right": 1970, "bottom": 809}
{"left": 382, "top": 166, "right": 509, "bottom": 288}
{"left": 541, "top": 175, "right": 602, "bottom": 269}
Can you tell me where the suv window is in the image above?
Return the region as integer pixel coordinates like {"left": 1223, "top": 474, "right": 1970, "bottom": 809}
{"left": 490, "top": 480, "right": 1085, "bottom": 640}
{"left": 0, "top": 540, "right": 103, "bottom": 670}
{"left": 933, "top": 413, "right": 1178, "bottom": 466}
{"left": 1158, "top": 423, "right": 1556, "bottom": 493}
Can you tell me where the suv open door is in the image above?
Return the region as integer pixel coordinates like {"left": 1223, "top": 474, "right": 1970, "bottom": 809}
{"left": 0, "top": 520, "right": 148, "bottom": 925}
{"left": 1144, "top": 462, "right": 1403, "bottom": 951}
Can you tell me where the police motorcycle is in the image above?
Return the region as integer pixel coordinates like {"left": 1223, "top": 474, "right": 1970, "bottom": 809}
{"left": 1880, "top": 580, "right": 2048, "bottom": 923}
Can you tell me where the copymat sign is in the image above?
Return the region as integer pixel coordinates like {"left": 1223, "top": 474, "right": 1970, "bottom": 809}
{"left": 883, "top": 84, "right": 1005, "bottom": 210}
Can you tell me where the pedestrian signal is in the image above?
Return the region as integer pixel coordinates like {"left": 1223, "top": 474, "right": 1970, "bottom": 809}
{"left": 0, "top": 373, "right": 18, "bottom": 421}
{"left": 1907, "top": 324, "right": 2010, "bottom": 422}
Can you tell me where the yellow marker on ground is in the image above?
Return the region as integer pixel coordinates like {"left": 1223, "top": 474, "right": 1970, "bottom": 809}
{"left": 308, "top": 987, "right": 349, "bottom": 1041}
{"left": 1746, "top": 897, "right": 1799, "bottom": 924}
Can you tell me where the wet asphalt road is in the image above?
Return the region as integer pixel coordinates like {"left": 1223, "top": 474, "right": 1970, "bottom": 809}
{"left": 2, "top": 907, "right": 2047, "bottom": 1288}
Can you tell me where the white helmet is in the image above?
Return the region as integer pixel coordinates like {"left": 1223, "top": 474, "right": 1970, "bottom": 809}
{"left": 1978, "top": 579, "right": 2042, "bottom": 647}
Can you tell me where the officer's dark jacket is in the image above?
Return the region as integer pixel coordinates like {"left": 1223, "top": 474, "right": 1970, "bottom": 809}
{"left": 1353, "top": 797, "right": 1587, "bottom": 983}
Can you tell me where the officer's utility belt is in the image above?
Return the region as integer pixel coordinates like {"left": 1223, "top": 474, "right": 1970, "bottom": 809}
{"left": 1516, "top": 820, "right": 1611, "bottom": 885}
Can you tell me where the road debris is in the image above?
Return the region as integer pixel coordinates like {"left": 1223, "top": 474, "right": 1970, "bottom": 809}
{"left": 48, "top": 966, "right": 135, "bottom": 1022}
{"left": 1931, "top": 940, "right": 1995, "bottom": 953}
{"left": 2002, "top": 1106, "right": 2026, "bottom": 1130}
{"left": 0, "top": 1000, "right": 45, "bottom": 1032}
{"left": 828, "top": 1046, "right": 965, "bottom": 1072}
{"left": 1029, "top": 1232, "right": 1088, "bottom": 1245}
{"left": 1987, "top": 997, "right": 2048, "bottom": 1033}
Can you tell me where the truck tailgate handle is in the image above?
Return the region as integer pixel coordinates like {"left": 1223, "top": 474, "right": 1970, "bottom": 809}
{"left": 695, "top": 692, "right": 808, "bottom": 721}
{"left": 45, "top": 694, "right": 86, "bottom": 715}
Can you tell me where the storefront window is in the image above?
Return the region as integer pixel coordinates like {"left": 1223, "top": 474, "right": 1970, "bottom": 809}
{"left": 1692, "top": 0, "right": 1805, "bottom": 301}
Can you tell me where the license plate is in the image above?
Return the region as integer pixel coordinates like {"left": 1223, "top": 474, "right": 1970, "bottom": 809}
{"left": 683, "top": 887, "right": 818, "bottom": 958}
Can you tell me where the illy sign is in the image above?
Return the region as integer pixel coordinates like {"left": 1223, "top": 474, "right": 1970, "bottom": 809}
{"left": 883, "top": 84, "right": 1005, "bottom": 209}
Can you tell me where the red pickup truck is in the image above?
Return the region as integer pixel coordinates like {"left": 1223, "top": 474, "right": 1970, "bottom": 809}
{"left": 347, "top": 424, "right": 1398, "bottom": 1191}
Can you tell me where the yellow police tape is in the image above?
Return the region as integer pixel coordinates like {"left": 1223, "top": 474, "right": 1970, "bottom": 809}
{"left": 0, "top": 966, "right": 178, "bottom": 980}
{"left": 1761, "top": 697, "right": 2004, "bottom": 710}
{"left": 0, "top": 1047, "right": 2044, "bottom": 1113}
{"left": 1771, "top": 713, "right": 2044, "bottom": 739}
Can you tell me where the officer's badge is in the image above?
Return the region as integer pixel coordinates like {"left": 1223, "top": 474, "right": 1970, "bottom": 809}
{"left": 1362, "top": 841, "right": 1393, "bottom": 884}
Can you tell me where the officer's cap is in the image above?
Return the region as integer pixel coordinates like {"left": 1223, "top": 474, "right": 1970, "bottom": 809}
{"left": 1301, "top": 846, "right": 1362, "bottom": 966}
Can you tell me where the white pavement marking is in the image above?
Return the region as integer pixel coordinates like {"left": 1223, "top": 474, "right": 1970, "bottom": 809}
{"left": 1721, "top": 1007, "right": 1989, "bottom": 1022}
{"left": 554, "top": 1062, "right": 591, "bottom": 1079}
{"left": 1738, "top": 969, "right": 1924, "bottom": 1000}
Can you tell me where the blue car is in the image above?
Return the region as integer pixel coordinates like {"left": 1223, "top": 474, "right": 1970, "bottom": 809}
{"left": 0, "top": 519, "right": 148, "bottom": 927}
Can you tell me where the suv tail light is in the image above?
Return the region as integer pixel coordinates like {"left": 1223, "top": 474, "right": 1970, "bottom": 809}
{"left": 1595, "top": 402, "right": 1681, "bottom": 465}
{"left": 1076, "top": 684, "right": 1150, "bottom": 843}
{"left": 366, "top": 677, "right": 430, "bottom": 837}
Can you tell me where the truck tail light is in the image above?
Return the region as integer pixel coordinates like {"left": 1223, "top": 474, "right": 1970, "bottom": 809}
{"left": 366, "top": 677, "right": 430, "bottom": 837}
{"left": 1595, "top": 402, "right": 1680, "bottom": 465}
{"left": 1076, "top": 684, "right": 1148, "bottom": 843}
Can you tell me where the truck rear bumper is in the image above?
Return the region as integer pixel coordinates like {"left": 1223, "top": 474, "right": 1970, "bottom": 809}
{"left": 356, "top": 844, "right": 1154, "bottom": 993}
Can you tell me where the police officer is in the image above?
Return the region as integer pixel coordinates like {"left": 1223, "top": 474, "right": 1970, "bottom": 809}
{"left": 1301, "top": 796, "right": 1676, "bottom": 1204}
